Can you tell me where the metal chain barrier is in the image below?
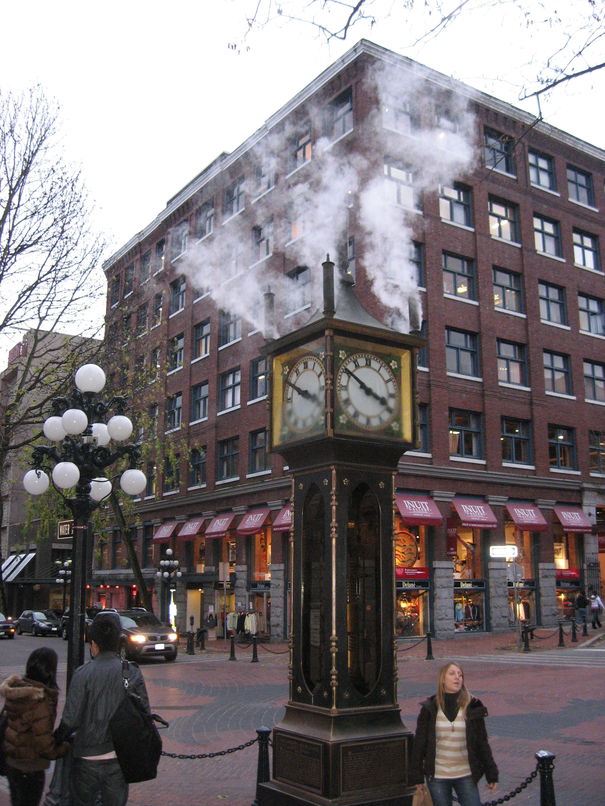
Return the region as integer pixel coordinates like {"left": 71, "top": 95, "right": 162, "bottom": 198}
{"left": 532, "top": 628, "right": 560, "bottom": 640}
{"left": 396, "top": 635, "right": 428, "bottom": 652}
{"left": 452, "top": 765, "right": 538, "bottom": 805}
{"left": 161, "top": 735, "right": 258, "bottom": 760}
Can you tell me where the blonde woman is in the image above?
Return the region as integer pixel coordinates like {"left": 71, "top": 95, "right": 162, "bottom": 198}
{"left": 410, "top": 662, "right": 498, "bottom": 806}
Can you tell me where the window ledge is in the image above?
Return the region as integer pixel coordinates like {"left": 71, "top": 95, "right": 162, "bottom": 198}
{"left": 405, "top": 451, "right": 432, "bottom": 458}
{"left": 189, "top": 417, "right": 209, "bottom": 426}
{"left": 446, "top": 372, "right": 483, "bottom": 383}
{"left": 123, "top": 291, "right": 133, "bottom": 300}
{"left": 576, "top": 264, "right": 604, "bottom": 276}
{"left": 164, "top": 427, "right": 182, "bottom": 435}
{"left": 246, "top": 470, "right": 272, "bottom": 479}
{"left": 218, "top": 337, "right": 242, "bottom": 351}
{"left": 169, "top": 308, "right": 185, "bottom": 318}
{"left": 217, "top": 405, "right": 241, "bottom": 417}
{"left": 489, "top": 166, "right": 517, "bottom": 180}
{"left": 502, "top": 462, "right": 535, "bottom": 470}
{"left": 440, "top": 219, "right": 475, "bottom": 233}
{"left": 536, "top": 251, "right": 566, "bottom": 263}
{"left": 163, "top": 490, "right": 180, "bottom": 496}
{"left": 223, "top": 208, "right": 245, "bottom": 225}
{"left": 490, "top": 236, "right": 522, "bottom": 248}
{"left": 144, "top": 495, "right": 156, "bottom": 500}
{"left": 590, "top": 472, "right": 605, "bottom": 478}
{"left": 530, "top": 183, "right": 560, "bottom": 197}
{"left": 250, "top": 254, "right": 272, "bottom": 270}
{"left": 285, "top": 161, "right": 311, "bottom": 180}
{"left": 195, "top": 232, "right": 213, "bottom": 245}
{"left": 417, "top": 365, "right": 429, "bottom": 373}
{"left": 252, "top": 186, "right": 274, "bottom": 203}
{"left": 449, "top": 456, "right": 487, "bottom": 465}
{"left": 569, "top": 197, "right": 599, "bottom": 213}
{"left": 545, "top": 392, "right": 576, "bottom": 400}
{"left": 285, "top": 234, "right": 306, "bottom": 247}
{"left": 193, "top": 291, "right": 211, "bottom": 301}
{"left": 540, "top": 320, "right": 570, "bottom": 331}
{"left": 191, "top": 354, "right": 209, "bottom": 364}
{"left": 167, "top": 366, "right": 183, "bottom": 375}
{"left": 284, "top": 304, "right": 311, "bottom": 320}
{"left": 248, "top": 396, "right": 268, "bottom": 406}
{"left": 150, "top": 323, "right": 161, "bottom": 330}
{"left": 187, "top": 484, "right": 207, "bottom": 491}
{"left": 494, "top": 308, "right": 527, "bottom": 319}
{"left": 549, "top": 468, "right": 581, "bottom": 475}
{"left": 444, "top": 294, "right": 479, "bottom": 306}
{"left": 216, "top": 476, "right": 240, "bottom": 485}
{"left": 499, "top": 382, "right": 531, "bottom": 392}
{"left": 586, "top": 398, "right": 605, "bottom": 407}
{"left": 579, "top": 329, "right": 605, "bottom": 340}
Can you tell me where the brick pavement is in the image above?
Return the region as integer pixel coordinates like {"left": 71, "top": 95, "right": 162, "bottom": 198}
{"left": 1, "top": 627, "right": 603, "bottom": 805}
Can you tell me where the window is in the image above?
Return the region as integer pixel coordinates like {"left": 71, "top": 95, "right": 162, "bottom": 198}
{"left": 286, "top": 201, "right": 304, "bottom": 242}
{"left": 252, "top": 218, "right": 273, "bottom": 262}
{"left": 250, "top": 356, "right": 268, "bottom": 400}
{"left": 133, "top": 356, "right": 145, "bottom": 389}
{"left": 383, "top": 98, "right": 418, "bottom": 135}
{"left": 166, "top": 392, "right": 182, "bottom": 430}
{"left": 219, "top": 368, "right": 241, "bottom": 411}
{"left": 167, "top": 333, "right": 184, "bottom": 372}
{"left": 534, "top": 214, "right": 562, "bottom": 257}
{"left": 439, "top": 183, "right": 472, "bottom": 227}
{"left": 567, "top": 165, "right": 594, "bottom": 206}
{"left": 149, "top": 348, "right": 160, "bottom": 382}
{"left": 501, "top": 417, "right": 532, "bottom": 464}
{"left": 543, "top": 350, "right": 572, "bottom": 395}
{"left": 417, "top": 321, "right": 428, "bottom": 369}
{"left": 190, "top": 381, "right": 209, "bottom": 421}
{"left": 189, "top": 447, "right": 207, "bottom": 487}
{"left": 384, "top": 158, "right": 421, "bottom": 210}
{"left": 445, "top": 328, "right": 479, "bottom": 377}
{"left": 147, "top": 403, "right": 158, "bottom": 436}
{"left": 152, "top": 293, "right": 162, "bottom": 327}
{"left": 218, "top": 310, "right": 241, "bottom": 346}
{"left": 249, "top": 428, "right": 268, "bottom": 474}
{"left": 584, "top": 360, "right": 605, "bottom": 402}
{"left": 145, "top": 462, "right": 156, "bottom": 497}
{"left": 142, "top": 523, "right": 153, "bottom": 566}
{"left": 493, "top": 267, "right": 523, "bottom": 312}
{"left": 195, "top": 200, "right": 214, "bottom": 239}
{"left": 497, "top": 339, "right": 527, "bottom": 386}
{"left": 123, "top": 264, "right": 134, "bottom": 296}
{"left": 548, "top": 424, "right": 576, "bottom": 469}
{"left": 326, "top": 88, "right": 353, "bottom": 140}
{"left": 417, "top": 403, "right": 430, "bottom": 453}
{"left": 135, "top": 303, "right": 148, "bottom": 335}
{"left": 573, "top": 229, "right": 600, "bottom": 271}
{"left": 254, "top": 163, "right": 274, "bottom": 196}
{"left": 539, "top": 282, "right": 567, "bottom": 325}
{"left": 289, "top": 124, "right": 312, "bottom": 171}
{"left": 483, "top": 127, "right": 515, "bottom": 174}
{"left": 217, "top": 436, "right": 239, "bottom": 481}
{"left": 193, "top": 320, "right": 210, "bottom": 359}
{"left": 110, "top": 275, "right": 120, "bottom": 306}
{"left": 154, "top": 239, "right": 165, "bottom": 273}
{"left": 140, "top": 252, "right": 151, "bottom": 283}
{"left": 223, "top": 176, "right": 245, "bottom": 218}
{"left": 285, "top": 266, "right": 311, "bottom": 313}
{"left": 163, "top": 454, "right": 180, "bottom": 493}
{"left": 529, "top": 150, "right": 556, "bottom": 190}
{"left": 488, "top": 196, "right": 520, "bottom": 242}
{"left": 449, "top": 410, "right": 483, "bottom": 459}
{"left": 410, "top": 242, "right": 425, "bottom": 286}
{"left": 442, "top": 252, "right": 476, "bottom": 300}
{"left": 589, "top": 430, "right": 605, "bottom": 474}
{"left": 578, "top": 294, "right": 605, "bottom": 335}
{"left": 169, "top": 276, "right": 186, "bottom": 315}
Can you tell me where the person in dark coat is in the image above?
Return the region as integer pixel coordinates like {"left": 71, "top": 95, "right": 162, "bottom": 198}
{"left": 0, "top": 647, "right": 68, "bottom": 806}
{"left": 410, "top": 661, "right": 498, "bottom": 806}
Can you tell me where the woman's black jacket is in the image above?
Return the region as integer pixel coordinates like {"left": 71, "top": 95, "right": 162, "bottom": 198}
{"left": 409, "top": 695, "right": 499, "bottom": 785}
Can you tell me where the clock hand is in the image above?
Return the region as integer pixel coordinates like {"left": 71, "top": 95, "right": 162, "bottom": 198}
{"left": 342, "top": 367, "right": 389, "bottom": 407}
{"left": 285, "top": 378, "right": 319, "bottom": 402}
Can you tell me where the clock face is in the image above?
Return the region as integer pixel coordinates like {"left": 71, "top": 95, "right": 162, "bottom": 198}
{"left": 282, "top": 353, "right": 325, "bottom": 437}
{"left": 336, "top": 351, "right": 400, "bottom": 431}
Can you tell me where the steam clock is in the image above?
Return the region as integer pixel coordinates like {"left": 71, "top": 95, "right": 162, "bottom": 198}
{"left": 258, "top": 260, "right": 423, "bottom": 806}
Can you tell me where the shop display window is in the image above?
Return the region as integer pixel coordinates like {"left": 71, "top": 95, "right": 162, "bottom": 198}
{"left": 508, "top": 589, "right": 535, "bottom": 626}
{"left": 503, "top": 522, "right": 534, "bottom": 580}
{"left": 395, "top": 590, "right": 428, "bottom": 637}
{"left": 553, "top": 531, "right": 581, "bottom": 570}
{"left": 454, "top": 589, "right": 485, "bottom": 631}
{"left": 452, "top": 526, "right": 483, "bottom": 579}
{"left": 394, "top": 524, "right": 430, "bottom": 638}
{"left": 251, "top": 531, "right": 271, "bottom": 581}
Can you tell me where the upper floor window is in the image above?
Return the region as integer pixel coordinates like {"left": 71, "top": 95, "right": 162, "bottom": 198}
{"left": 168, "top": 333, "right": 184, "bottom": 372}
{"left": 252, "top": 219, "right": 273, "bottom": 262}
{"left": 218, "top": 310, "right": 241, "bottom": 347}
{"left": 439, "top": 183, "right": 473, "bottom": 227}
{"left": 529, "top": 150, "right": 556, "bottom": 191}
{"left": 123, "top": 264, "right": 134, "bottom": 296}
{"left": 249, "top": 428, "right": 269, "bottom": 474}
{"left": 152, "top": 293, "right": 162, "bottom": 327}
{"left": 578, "top": 293, "right": 605, "bottom": 335}
{"left": 483, "top": 127, "right": 515, "bottom": 174}
{"left": 548, "top": 424, "right": 577, "bottom": 469}
{"left": 166, "top": 392, "right": 182, "bottom": 431}
{"left": 195, "top": 200, "right": 214, "bottom": 239}
{"left": 140, "top": 252, "right": 151, "bottom": 283}
{"left": 410, "top": 242, "right": 425, "bottom": 287}
{"left": 250, "top": 356, "right": 268, "bottom": 400}
{"left": 417, "top": 403, "right": 430, "bottom": 453}
{"left": 218, "top": 368, "right": 241, "bottom": 411}
{"left": 584, "top": 360, "right": 605, "bottom": 402}
{"left": 169, "top": 276, "right": 186, "bottom": 315}
{"left": 110, "top": 275, "right": 120, "bottom": 307}
{"left": 285, "top": 266, "right": 311, "bottom": 313}
{"left": 190, "top": 381, "right": 209, "bottom": 421}
{"left": 449, "top": 409, "right": 483, "bottom": 459}
{"left": 567, "top": 165, "right": 594, "bottom": 206}
{"left": 497, "top": 339, "right": 527, "bottom": 386}
{"left": 189, "top": 447, "right": 207, "bottom": 487}
{"left": 217, "top": 436, "right": 239, "bottom": 481}
{"left": 539, "top": 282, "right": 567, "bottom": 325}
{"left": 135, "top": 303, "right": 148, "bottom": 336}
{"left": 289, "top": 124, "right": 312, "bottom": 172}
{"left": 384, "top": 158, "right": 421, "bottom": 210}
{"left": 149, "top": 349, "right": 160, "bottom": 383}
{"left": 286, "top": 200, "right": 305, "bottom": 242}
{"left": 254, "top": 163, "right": 274, "bottom": 196}
{"left": 442, "top": 252, "right": 476, "bottom": 300}
{"left": 488, "top": 196, "right": 520, "bottom": 242}
{"left": 543, "top": 350, "right": 572, "bottom": 395}
{"left": 501, "top": 417, "right": 532, "bottom": 465}
{"left": 445, "top": 328, "right": 479, "bottom": 377}
{"left": 145, "top": 462, "right": 156, "bottom": 497}
{"left": 326, "top": 88, "right": 353, "bottom": 141}
{"left": 193, "top": 320, "right": 210, "bottom": 359}
{"left": 147, "top": 403, "right": 158, "bottom": 436}
{"left": 383, "top": 98, "right": 418, "bottom": 135}
{"left": 171, "top": 221, "right": 188, "bottom": 260}
{"left": 224, "top": 176, "right": 245, "bottom": 218}
{"left": 573, "top": 229, "right": 601, "bottom": 271}
{"left": 589, "top": 430, "right": 605, "bottom": 474}
{"left": 154, "top": 239, "right": 165, "bottom": 274}
{"left": 163, "top": 453, "right": 180, "bottom": 493}
{"left": 493, "top": 267, "right": 523, "bottom": 313}
{"left": 417, "top": 321, "right": 428, "bottom": 369}
{"left": 534, "top": 214, "right": 562, "bottom": 257}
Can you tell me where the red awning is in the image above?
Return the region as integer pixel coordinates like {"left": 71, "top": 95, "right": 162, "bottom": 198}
{"left": 272, "top": 505, "right": 292, "bottom": 532}
{"left": 505, "top": 503, "right": 548, "bottom": 532}
{"left": 554, "top": 505, "right": 592, "bottom": 533}
{"left": 452, "top": 499, "right": 497, "bottom": 528}
{"left": 237, "top": 508, "right": 270, "bottom": 535}
{"left": 396, "top": 493, "right": 442, "bottom": 526}
{"left": 177, "top": 518, "right": 206, "bottom": 540}
{"left": 205, "top": 513, "right": 236, "bottom": 539}
{"left": 152, "top": 521, "right": 179, "bottom": 542}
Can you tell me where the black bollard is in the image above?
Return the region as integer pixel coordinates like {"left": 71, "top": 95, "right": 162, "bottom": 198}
{"left": 558, "top": 621, "right": 565, "bottom": 648}
{"left": 251, "top": 634, "right": 259, "bottom": 663}
{"left": 198, "top": 628, "right": 206, "bottom": 650}
{"left": 425, "top": 632, "right": 434, "bottom": 661}
{"left": 251, "top": 726, "right": 271, "bottom": 806}
{"left": 535, "top": 750, "right": 556, "bottom": 806}
{"left": 571, "top": 618, "right": 577, "bottom": 643}
{"left": 229, "top": 634, "right": 237, "bottom": 661}
{"left": 582, "top": 619, "right": 588, "bottom": 637}
{"left": 186, "top": 631, "right": 195, "bottom": 655}
{"left": 522, "top": 626, "right": 531, "bottom": 652}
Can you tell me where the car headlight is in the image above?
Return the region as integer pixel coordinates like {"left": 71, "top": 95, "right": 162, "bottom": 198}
{"left": 129, "top": 634, "right": 147, "bottom": 644}
{"left": 167, "top": 633, "right": 178, "bottom": 642}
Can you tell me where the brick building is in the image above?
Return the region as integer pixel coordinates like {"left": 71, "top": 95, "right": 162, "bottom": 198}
{"left": 98, "top": 40, "right": 605, "bottom": 639}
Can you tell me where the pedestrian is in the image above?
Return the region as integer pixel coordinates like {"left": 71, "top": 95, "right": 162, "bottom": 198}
{"left": 588, "top": 590, "right": 604, "bottom": 629}
{"left": 0, "top": 647, "right": 68, "bottom": 806}
{"left": 410, "top": 661, "right": 498, "bottom": 806}
{"left": 575, "top": 588, "right": 588, "bottom": 628}
{"left": 54, "top": 613, "right": 151, "bottom": 806}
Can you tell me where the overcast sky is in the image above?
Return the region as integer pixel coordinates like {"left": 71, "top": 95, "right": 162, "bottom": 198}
{"left": 2, "top": 0, "right": 604, "bottom": 362}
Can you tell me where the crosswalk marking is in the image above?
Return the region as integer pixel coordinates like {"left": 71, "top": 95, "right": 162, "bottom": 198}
{"left": 443, "top": 650, "right": 605, "bottom": 668}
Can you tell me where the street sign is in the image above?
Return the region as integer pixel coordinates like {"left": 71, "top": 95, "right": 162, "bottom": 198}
{"left": 490, "top": 545, "right": 518, "bottom": 558}
{"left": 57, "top": 520, "right": 74, "bottom": 540}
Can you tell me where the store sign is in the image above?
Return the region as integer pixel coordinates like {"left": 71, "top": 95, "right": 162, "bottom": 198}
{"left": 556, "top": 569, "right": 580, "bottom": 580}
{"left": 397, "top": 579, "right": 430, "bottom": 590}
{"left": 454, "top": 580, "right": 485, "bottom": 589}
{"left": 396, "top": 566, "right": 429, "bottom": 580}
{"left": 57, "top": 520, "right": 74, "bottom": 540}
{"left": 490, "top": 545, "right": 518, "bottom": 558}
{"left": 446, "top": 517, "right": 458, "bottom": 557}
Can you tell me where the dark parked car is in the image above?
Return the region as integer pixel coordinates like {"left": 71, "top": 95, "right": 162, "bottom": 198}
{"left": 93, "top": 609, "right": 178, "bottom": 662}
{"left": 60, "top": 606, "right": 113, "bottom": 640}
{"left": 15, "top": 609, "right": 60, "bottom": 636}
{"left": 0, "top": 612, "right": 15, "bottom": 639}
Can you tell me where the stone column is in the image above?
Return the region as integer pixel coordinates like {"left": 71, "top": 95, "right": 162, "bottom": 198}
{"left": 234, "top": 563, "right": 247, "bottom": 609}
{"left": 538, "top": 562, "right": 558, "bottom": 626}
{"left": 269, "top": 563, "right": 286, "bottom": 641}
{"left": 432, "top": 560, "right": 454, "bottom": 638}
{"left": 487, "top": 559, "right": 509, "bottom": 631}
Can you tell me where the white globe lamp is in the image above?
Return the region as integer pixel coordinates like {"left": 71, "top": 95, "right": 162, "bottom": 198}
{"left": 90, "top": 478, "right": 112, "bottom": 501}
{"left": 62, "top": 408, "right": 88, "bottom": 435}
{"left": 107, "top": 415, "right": 133, "bottom": 441}
{"left": 23, "top": 469, "right": 50, "bottom": 495}
{"left": 75, "top": 364, "right": 106, "bottom": 393}
{"left": 92, "top": 423, "right": 111, "bottom": 446}
{"left": 52, "top": 462, "right": 80, "bottom": 489}
{"left": 43, "top": 417, "right": 66, "bottom": 442}
{"left": 120, "top": 468, "right": 146, "bottom": 495}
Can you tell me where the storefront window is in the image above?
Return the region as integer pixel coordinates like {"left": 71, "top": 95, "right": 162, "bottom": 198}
{"left": 554, "top": 528, "right": 583, "bottom": 618}
{"left": 453, "top": 526, "right": 483, "bottom": 579}
{"left": 395, "top": 525, "right": 430, "bottom": 637}
{"left": 251, "top": 531, "right": 271, "bottom": 581}
{"left": 453, "top": 525, "right": 485, "bottom": 631}
{"left": 504, "top": 521, "right": 536, "bottom": 626}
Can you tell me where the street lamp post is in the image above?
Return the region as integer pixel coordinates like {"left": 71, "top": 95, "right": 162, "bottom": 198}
{"left": 23, "top": 363, "right": 146, "bottom": 686}
{"left": 55, "top": 559, "right": 72, "bottom": 616}
{"left": 156, "top": 548, "right": 181, "bottom": 629}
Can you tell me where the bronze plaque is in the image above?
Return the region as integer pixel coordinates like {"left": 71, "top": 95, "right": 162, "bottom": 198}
{"left": 274, "top": 733, "right": 323, "bottom": 792}
{"left": 341, "top": 739, "right": 405, "bottom": 793}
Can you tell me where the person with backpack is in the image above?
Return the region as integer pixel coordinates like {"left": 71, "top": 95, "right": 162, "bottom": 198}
{"left": 575, "top": 589, "right": 588, "bottom": 628}
{"left": 588, "top": 589, "right": 604, "bottom": 629}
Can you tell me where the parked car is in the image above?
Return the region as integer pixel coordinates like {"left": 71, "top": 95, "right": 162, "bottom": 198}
{"left": 60, "top": 606, "right": 113, "bottom": 640}
{"left": 0, "top": 612, "right": 16, "bottom": 639}
{"left": 15, "top": 609, "right": 60, "bottom": 636}
{"left": 93, "top": 609, "right": 178, "bottom": 662}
